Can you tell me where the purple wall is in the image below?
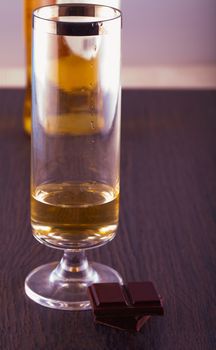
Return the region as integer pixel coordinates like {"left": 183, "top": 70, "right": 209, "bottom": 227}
{"left": 0, "top": 0, "right": 216, "bottom": 68}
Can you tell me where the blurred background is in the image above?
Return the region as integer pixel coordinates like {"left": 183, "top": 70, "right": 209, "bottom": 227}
{"left": 0, "top": 0, "right": 216, "bottom": 88}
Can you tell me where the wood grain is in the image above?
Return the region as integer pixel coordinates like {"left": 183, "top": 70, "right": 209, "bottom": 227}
{"left": 0, "top": 89, "right": 216, "bottom": 350}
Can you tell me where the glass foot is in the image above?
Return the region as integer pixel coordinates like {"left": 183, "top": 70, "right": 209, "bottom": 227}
{"left": 25, "top": 253, "right": 123, "bottom": 310}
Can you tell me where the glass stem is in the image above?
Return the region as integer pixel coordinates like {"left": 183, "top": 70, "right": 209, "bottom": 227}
{"left": 51, "top": 250, "right": 96, "bottom": 283}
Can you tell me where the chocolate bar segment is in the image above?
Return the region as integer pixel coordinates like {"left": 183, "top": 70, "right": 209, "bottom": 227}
{"left": 127, "top": 282, "right": 161, "bottom": 306}
{"left": 88, "top": 282, "right": 163, "bottom": 317}
{"left": 90, "top": 283, "right": 126, "bottom": 307}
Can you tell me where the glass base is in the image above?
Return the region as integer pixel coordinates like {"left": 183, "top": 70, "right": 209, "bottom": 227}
{"left": 25, "top": 259, "right": 123, "bottom": 310}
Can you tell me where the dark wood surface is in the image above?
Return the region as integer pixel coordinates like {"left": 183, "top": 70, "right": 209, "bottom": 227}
{"left": 0, "top": 89, "right": 216, "bottom": 350}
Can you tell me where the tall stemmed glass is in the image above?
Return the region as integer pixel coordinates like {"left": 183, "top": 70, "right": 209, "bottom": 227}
{"left": 24, "top": 4, "right": 122, "bottom": 310}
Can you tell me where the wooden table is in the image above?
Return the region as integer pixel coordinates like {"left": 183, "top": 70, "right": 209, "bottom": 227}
{"left": 0, "top": 89, "right": 215, "bottom": 350}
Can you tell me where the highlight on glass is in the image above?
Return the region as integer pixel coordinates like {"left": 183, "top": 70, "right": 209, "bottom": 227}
{"left": 24, "top": 4, "right": 122, "bottom": 310}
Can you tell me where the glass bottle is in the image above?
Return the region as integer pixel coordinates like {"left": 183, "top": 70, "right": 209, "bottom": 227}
{"left": 23, "top": 0, "right": 56, "bottom": 134}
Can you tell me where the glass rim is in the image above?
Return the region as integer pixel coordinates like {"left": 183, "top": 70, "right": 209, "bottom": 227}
{"left": 33, "top": 3, "right": 122, "bottom": 36}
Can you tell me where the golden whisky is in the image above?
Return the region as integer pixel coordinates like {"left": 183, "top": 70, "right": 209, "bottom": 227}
{"left": 31, "top": 182, "right": 119, "bottom": 249}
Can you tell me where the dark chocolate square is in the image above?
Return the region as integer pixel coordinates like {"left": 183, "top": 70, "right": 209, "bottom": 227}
{"left": 90, "top": 283, "right": 126, "bottom": 307}
{"left": 127, "top": 282, "right": 161, "bottom": 306}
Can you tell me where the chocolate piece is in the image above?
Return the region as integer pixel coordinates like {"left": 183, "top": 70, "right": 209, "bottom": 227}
{"left": 90, "top": 283, "right": 126, "bottom": 307}
{"left": 127, "top": 282, "right": 161, "bottom": 306}
{"left": 88, "top": 282, "right": 163, "bottom": 318}
{"left": 88, "top": 281, "right": 164, "bottom": 332}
